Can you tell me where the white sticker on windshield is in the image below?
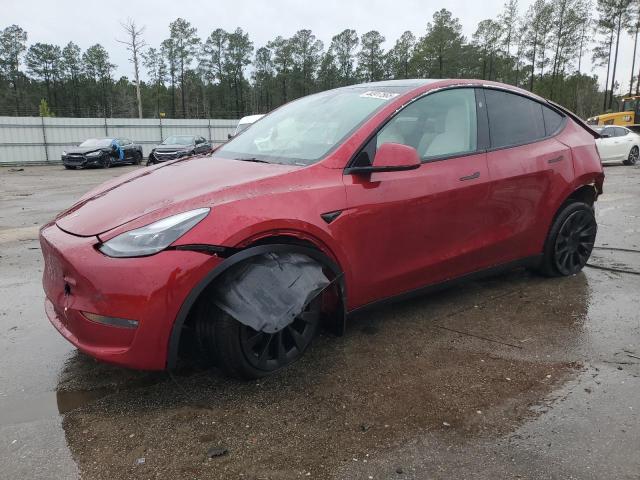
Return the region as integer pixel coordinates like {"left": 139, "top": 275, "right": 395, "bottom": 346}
{"left": 360, "top": 91, "right": 399, "bottom": 100}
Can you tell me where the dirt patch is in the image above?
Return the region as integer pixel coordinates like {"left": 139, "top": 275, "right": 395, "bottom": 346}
{"left": 60, "top": 341, "right": 576, "bottom": 479}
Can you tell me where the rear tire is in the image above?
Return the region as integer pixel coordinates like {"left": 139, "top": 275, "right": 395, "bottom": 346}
{"left": 64, "top": 165, "right": 75, "bottom": 170}
{"left": 133, "top": 151, "right": 142, "bottom": 165}
{"left": 623, "top": 146, "right": 639, "bottom": 165}
{"left": 537, "top": 202, "right": 597, "bottom": 277}
{"left": 196, "top": 296, "right": 322, "bottom": 380}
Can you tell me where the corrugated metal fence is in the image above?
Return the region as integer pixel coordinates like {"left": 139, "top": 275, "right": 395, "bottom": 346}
{"left": 0, "top": 117, "right": 239, "bottom": 166}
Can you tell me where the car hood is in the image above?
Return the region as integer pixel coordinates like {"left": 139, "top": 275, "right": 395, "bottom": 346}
{"left": 65, "top": 146, "right": 109, "bottom": 155}
{"left": 55, "top": 156, "right": 300, "bottom": 237}
{"left": 154, "top": 143, "right": 194, "bottom": 151}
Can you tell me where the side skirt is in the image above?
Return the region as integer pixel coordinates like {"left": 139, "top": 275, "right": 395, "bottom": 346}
{"left": 346, "top": 255, "right": 542, "bottom": 317}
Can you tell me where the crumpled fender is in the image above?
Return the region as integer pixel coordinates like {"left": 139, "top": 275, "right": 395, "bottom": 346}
{"left": 166, "top": 244, "right": 345, "bottom": 369}
{"left": 214, "top": 252, "right": 332, "bottom": 334}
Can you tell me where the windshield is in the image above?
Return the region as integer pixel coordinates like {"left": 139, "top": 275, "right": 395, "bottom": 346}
{"left": 79, "top": 138, "right": 112, "bottom": 148}
{"left": 163, "top": 135, "right": 195, "bottom": 145}
{"left": 235, "top": 123, "right": 252, "bottom": 135}
{"left": 622, "top": 98, "right": 639, "bottom": 112}
{"left": 216, "top": 86, "right": 410, "bottom": 165}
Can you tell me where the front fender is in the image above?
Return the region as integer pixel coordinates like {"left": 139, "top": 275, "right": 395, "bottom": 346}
{"left": 166, "top": 244, "right": 346, "bottom": 369}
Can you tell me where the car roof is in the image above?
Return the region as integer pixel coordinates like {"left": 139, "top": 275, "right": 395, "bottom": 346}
{"left": 349, "top": 79, "right": 440, "bottom": 88}
{"left": 350, "top": 79, "right": 552, "bottom": 105}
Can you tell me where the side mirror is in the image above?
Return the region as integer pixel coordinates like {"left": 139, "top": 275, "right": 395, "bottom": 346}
{"left": 346, "top": 143, "right": 421, "bottom": 175}
{"left": 600, "top": 133, "right": 610, "bottom": 138}
{"left": 227, "top": 133, "right": 233, "bottom": 140}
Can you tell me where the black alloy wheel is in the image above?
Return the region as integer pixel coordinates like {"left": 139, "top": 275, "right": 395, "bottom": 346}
{"left": 537, "top": 202, "right": 597, "bottom": 277}
{"left": 196, "top": 295, "right": 323, "bottom": 379}
{"left": 625, "top": 146, "right": 639, "bottom": 165}
{"left": 102, "top": 155, "right": 112, "bottom": 168}
{"left": 552, "top": 209, "right": 597, "bottom": 275}
{"left": 239, "top": 299, "right": 320, "bottom": 372}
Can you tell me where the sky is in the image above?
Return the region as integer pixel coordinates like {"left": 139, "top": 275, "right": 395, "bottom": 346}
{"left": 2, "top": 0, "right": 638, "bottom": 95}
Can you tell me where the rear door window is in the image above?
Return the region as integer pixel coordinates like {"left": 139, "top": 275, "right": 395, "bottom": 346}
{"left": 542, "top": 106, "right": 564, "bottom": 136}
{"left": 485, "top": 89, "right": 546, "bottom": 148}
{"left": 614, "top": 127, "right": 628, "bottom": 137}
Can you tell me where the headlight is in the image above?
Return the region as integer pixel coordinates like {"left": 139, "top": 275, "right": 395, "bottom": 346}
{"left": 86, "top": 151, "right": 102, "bottom": 157}
{"left": 99, "top": 208, "right": 210, "bottom": 258}
{"left": 62, "top": 150, "right": 67, "bottom": 156}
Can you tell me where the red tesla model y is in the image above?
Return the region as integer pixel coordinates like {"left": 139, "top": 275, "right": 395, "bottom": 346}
{"left": 40, "top": 79, "right": 604, "bottom": 379}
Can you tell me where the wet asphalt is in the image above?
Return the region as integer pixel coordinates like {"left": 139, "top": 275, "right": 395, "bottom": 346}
{"left": 0, "top": 163, "right": 638, "bottom": 480}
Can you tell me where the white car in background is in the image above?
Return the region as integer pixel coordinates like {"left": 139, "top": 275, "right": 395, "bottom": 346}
{"left": 594, "top": 125, "right": 640, "bottom": 165}
{"left": 229, "top": 114, "right": 265, "bottom": 139}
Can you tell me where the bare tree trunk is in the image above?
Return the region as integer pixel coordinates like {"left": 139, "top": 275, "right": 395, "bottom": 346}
{"left": 530, "top": 33, "right": 538, "bottom": 92}
{"left": 134, "top": 52, "right": 143, "bottom": 118}
{"left": 181, "top": 61, "right": 186, "bottom": 118}
{"left": 630, "top": 24, "right": 639, "bottom": 96}
{"left": 603, "top": 28, "right": 614, "bottom": 111}
{"left": 609, "top": 13, "right": 623, "bottom": 111}
{"left": 117, "top": 19, "right": 146, "bottom": 118}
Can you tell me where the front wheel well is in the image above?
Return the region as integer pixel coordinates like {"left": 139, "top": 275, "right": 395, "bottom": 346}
{"left": 170, "top": 240, "right": 347, "bottom": 369}
{"left": 245, "top": 234, "right": 325, "bottom": 252}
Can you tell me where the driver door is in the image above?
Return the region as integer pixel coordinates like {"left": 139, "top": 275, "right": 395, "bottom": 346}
{"left": 337, "top": 88, "right": 493, "bottom": 309}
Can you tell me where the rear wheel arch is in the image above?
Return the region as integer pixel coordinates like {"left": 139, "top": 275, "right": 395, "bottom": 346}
{"left": 564, "top": 184, "right": 598, "bottom": 208}
{"left": 543, "top": 184, "right": 598, "bottom": 241}
{"left": 167, "top": 241, "right": 347, "bottom": 370}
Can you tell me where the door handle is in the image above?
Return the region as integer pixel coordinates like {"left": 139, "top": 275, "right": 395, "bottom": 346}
{"left": 459, "top": 171, "right": 480, "bottom": 181}
{"left": 548, "top": 155, "right": 564, "bottom": 164}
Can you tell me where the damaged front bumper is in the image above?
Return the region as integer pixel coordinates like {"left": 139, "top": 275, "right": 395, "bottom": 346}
{"left": 40, "top": 223, "right": 222, "bottom": 370}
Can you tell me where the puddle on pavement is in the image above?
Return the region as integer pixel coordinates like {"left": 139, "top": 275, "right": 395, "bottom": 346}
{"left": 50, "top": 268, "right": 597, "bottom": 479}
{"left": 0, "top": 389, "right": 111, "bottom": 427}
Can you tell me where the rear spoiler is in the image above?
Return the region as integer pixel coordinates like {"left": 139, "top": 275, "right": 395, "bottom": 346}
{"left": 547, "top": 100, "right": 601, "bottom": 139}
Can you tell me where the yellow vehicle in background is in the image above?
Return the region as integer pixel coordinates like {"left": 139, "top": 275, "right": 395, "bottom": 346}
{"left": 587, "top": 96, "right": 640, "bottom": 126}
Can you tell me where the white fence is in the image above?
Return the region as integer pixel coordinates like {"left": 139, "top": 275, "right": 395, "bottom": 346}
{"left": 0, "top": 117, "right": 239, "bottom": 166}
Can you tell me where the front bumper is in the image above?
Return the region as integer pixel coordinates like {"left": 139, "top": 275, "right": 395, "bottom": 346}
{"left": 40, "top": 223, "right": 222, "bottom": 370}
{"left": 62, "top": 154, "right": 103, "bottom": 167}
{"left": 150, "top": 150, "right": 187, "bottom": 162}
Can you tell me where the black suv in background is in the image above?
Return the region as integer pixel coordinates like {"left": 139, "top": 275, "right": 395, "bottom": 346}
{"left": 62, "top": 138, "right": 143, "bottom": 169}
{"left": 148, "top": 135, "right": 212, "bottom": 165}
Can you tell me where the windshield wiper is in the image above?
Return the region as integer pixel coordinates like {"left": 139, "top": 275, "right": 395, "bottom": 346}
{"left": 233, "top": 157, "right": 271, "bottom": 164}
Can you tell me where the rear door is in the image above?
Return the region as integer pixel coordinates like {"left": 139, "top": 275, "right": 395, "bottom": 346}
{"left": 483, "top": 88, "right": 574, "bottom": 264}
{"left": 196, "top": 137, "right": 209, "bottom": 153}
{"left": 116, "top": 138, "right": 132, "bottom": 160}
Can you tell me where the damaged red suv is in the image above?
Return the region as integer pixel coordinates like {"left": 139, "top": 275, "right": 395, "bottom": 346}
{"left": 40, "top": 79, "right": 604, "bottom": 379}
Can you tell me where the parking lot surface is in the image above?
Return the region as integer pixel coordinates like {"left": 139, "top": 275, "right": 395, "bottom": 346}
{"left": 0, "top": 163, "right": 639, "bottom": 479}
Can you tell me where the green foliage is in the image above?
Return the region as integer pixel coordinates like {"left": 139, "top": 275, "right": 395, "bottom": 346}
{"left": 0, "top": 3, "right": 633, "bottom": 119}
{"left": 38, "top": 98, "right": 54, "bottom": 116}
{"left": 358, "top": 30, "right": 386, "bottom": 81}
{"left": 412, "top": 9, "right": 466, "bottom": 78}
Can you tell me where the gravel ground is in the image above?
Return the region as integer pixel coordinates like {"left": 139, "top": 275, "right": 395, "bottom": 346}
{"left": 0, "top": 163, "right": 638, "bottom": 480}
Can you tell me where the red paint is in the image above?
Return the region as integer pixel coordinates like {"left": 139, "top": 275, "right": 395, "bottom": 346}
{"left": 41, "top": 80, "right": 604, "bottom": 370}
